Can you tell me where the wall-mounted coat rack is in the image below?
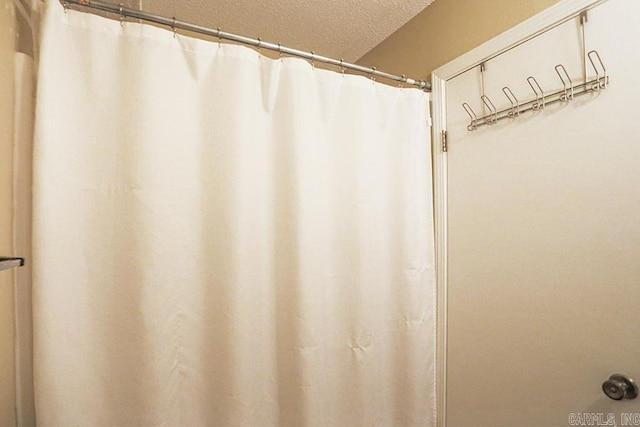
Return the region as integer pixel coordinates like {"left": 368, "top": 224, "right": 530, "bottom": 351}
{"left": 0, "top": 257, "right": 25, "bottom": 272}
{"left": 462, "top": 50, "right": 609, "bottom": 131}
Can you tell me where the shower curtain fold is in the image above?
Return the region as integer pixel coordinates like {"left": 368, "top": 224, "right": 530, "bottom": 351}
{"left": 32, "top": 1, "right": 436, "bottom": 425}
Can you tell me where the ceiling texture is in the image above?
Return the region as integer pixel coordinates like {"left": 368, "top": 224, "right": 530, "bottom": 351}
{"left": 132, "top": 0, "right": 436, "bottom": 62}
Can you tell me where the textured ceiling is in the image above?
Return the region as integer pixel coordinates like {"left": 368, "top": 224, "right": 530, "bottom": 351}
{"left": 135, "top": 0, "right": 436, "bottom": 62}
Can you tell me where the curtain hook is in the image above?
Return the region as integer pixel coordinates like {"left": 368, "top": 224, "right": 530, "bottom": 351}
{"left": 62, "top": 0, "right": 68, "bottom": 14}
{"left": 119, "top": 4, "right": 124, "bottom": 27}
{"left": 398, "top": 74, "right": 406, "bottom": 88}
{"left": 370, "top": 66, "right": 377, "bottom": 83}
{"left": 339, "top": 59, "right": 345, "bottom": 75}
{"left": 216, "top": 28, "right": 222, "bottom": 48}
{"left": 172, "top": 17, "right": 177, "bottom": 38}
{"left": 277, "top": 43, "right": 282, "bottom": 59}
{"left": 310, "top": 51, "right": 316, "bottom": 69}
{"left": 256, "top": 38, "right": 261, "bottom": 52}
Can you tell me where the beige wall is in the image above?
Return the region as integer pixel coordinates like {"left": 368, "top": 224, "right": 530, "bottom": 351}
{"left": 0, "top": 1, "right": 16, "bottom": 426}
{"left": 357, "top": 0, "right": 561, "bottom": 81}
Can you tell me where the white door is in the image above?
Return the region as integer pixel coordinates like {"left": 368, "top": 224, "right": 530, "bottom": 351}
{"left": 442, "top": 0, "right": 640, "bottom": 425}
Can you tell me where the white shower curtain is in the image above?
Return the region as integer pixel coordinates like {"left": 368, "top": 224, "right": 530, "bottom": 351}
{"left": 33, "top": 1, "right": 436, "bottom": 425}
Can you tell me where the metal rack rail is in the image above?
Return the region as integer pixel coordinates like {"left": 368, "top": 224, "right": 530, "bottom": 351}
{"left": 462, "top": 50, "right": 609, "bottom": 131}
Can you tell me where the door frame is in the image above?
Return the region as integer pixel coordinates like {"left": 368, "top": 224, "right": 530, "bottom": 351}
{"left": 430, "top": 0, "right": 608, "bottom": 424}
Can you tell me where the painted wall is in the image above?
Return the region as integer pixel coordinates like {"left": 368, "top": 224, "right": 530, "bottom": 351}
{"left": 0, "top": 1, "right": 16, "bottom": 426}
{"left": 357, "top": 0, "right": 561, "bottom": 81}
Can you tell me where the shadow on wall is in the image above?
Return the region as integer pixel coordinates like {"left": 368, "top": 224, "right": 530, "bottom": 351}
{"left": 356, "top": 0, "right": 562, "bottom": 80}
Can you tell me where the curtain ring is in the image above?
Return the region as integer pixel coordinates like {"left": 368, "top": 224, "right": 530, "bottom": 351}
{"left": 398, "top": 74, "right": 406, "bottom": 88}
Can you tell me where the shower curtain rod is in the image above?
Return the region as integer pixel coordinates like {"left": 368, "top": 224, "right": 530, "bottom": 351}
{"left": 61, "top": 0, "right": 431, "bottom": 91}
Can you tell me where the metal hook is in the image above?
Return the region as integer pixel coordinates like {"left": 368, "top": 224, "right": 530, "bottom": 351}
{"left": 256, "top": 37, "right": 262, "bottom": 51}
{"left": 462, "top": 103, "right": 478, "bottom": 131}
{"left": 310, "top": 51, "right": 316, "bottom": 68}
{"left": 588, "top": 50, "right": 608, "bottom": 90}
{"left": 62, "top": 0, "right": 68, "bottom": 14}
{"left": 527, "top": 76, "right": 545, "bottom": 110}
{"left": 370, "top": 67, "right": 377, "bottom": 82}
{"left": 216, "top": 28, "right": 222, "bottom": 48}
{"left": 502, "top": 86, "right": 519, "bottom": 118}
{"left": 339, "top": 59, "right": 345, "bottom": 75}
{"left": 172, "top": 17, "right": 177, "bottom": 38}
{"left": 481, "top": 95, "right": 498, "bottom": 124}
{"left": 398, "top": 74, "right": 407, "bottom": 88}
{"left": 555, "top": 64, "right": 574, "bottom": 101}
{"left": 277, "top": 43, "right": 282, "bottom": 59}
{"left": 119, "top": 4, "right": 124, "bottom": 27}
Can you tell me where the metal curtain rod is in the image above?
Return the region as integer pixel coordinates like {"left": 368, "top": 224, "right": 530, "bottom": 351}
{"left": 61, "top": 0, "right": 432, "bottom": 91}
